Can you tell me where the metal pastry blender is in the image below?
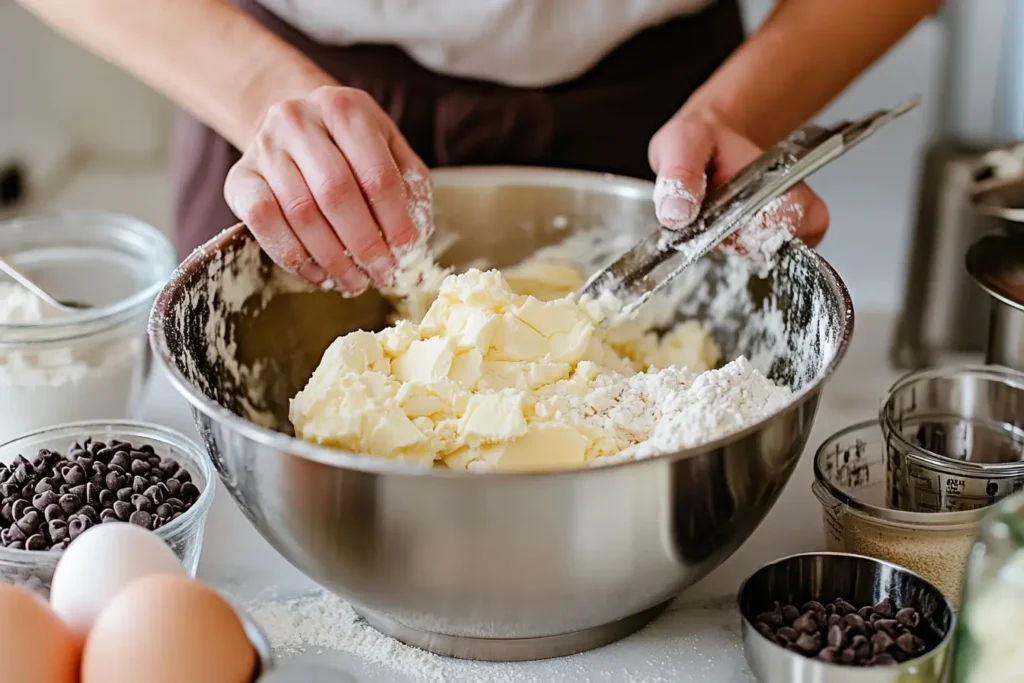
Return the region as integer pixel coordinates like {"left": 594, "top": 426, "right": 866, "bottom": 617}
{"left": 578, "top": 96, "right": 921, "bottom": 320}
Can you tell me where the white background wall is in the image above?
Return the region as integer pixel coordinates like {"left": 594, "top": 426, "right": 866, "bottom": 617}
{"left": 0, "top": 1, "right": 973, "bottom": 311}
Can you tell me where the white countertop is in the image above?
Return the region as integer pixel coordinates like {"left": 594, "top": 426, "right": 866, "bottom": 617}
{"left": 137, "top": 311, "right": 954, "bottom": 682}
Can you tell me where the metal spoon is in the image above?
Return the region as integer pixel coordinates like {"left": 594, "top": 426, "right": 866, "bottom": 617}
{"left": 0, "top": 255, "right": 89, "bottom": 312}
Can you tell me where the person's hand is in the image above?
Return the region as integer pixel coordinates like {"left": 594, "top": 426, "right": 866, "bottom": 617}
{"left": 224, "top": 86, "right": 432, "bottom": 296}
{"left": 648, "top": 107, "right": 829, "bottom": 254}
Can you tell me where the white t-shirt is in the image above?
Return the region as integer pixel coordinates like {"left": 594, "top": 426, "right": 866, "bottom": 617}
{"left": 257, "top": 0, "right": 716, "bottom": 87}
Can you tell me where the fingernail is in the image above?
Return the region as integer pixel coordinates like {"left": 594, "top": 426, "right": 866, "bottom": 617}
{"left": 657, "top": 196, "right": 699, "bottom": 229}
{"left": 298, "top": 262, "right": 330, "bottom": 286}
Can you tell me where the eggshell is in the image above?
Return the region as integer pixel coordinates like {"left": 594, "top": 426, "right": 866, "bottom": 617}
{"left": 50, "top": 522, "right": 184, "bottom": 641}
{"left": 82, "top": 575, "right": 255, "bottom": 683}
{"left": 0, "top": 584, "right": 79, "bottom": 683}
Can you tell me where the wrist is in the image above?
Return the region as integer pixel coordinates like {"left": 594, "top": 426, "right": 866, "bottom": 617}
{"left": 235, "top": 57, "right": 337, "bottom": 147}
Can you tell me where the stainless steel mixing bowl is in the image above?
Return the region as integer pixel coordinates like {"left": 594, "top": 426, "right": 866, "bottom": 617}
{"left": 149, "top": 167, "right": 854, "bottom": 661}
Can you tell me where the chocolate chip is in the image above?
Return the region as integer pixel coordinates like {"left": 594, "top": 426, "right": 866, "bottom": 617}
{"left": 780, "top": 604, "right": 800, "bottom": 626}
{"left": 25, "top": 534, "right": 46, "bottom": 551}
{"left": 895, "top": 607, "right": 920, "bottom": 629}
{"left": 116, "top": 487, "right": 133, "bottom": 502}
{"left": 0, "top": 502, "right": 11, "bottom": 524}
{"left": 801, "top": 601, "right": 825, "bottom": 615}
{"left": 95, "top": 448, "right": 115, "bottom": 464}
{"left": 105, "top": 472, "right": 123, "bottom": 491}
{"left": 58, "top": 493, "right": 81, "bottom": 516}
{"left": 7, "top": 541, "right": 24, "bottom": 550}
{"left": 132, "top": 476, "right": 147, "bottom": 494}
{"left": 817, "top": 646, "right": 838, "bottom": 663}
{"left": 842, "top": 613, "right": 867, "bottom": 634}
{"left": 98, "top": 489, "right": 115, "bottom": 508}
{"left": 872, "top": 631, "right": 894, "bottom": 655}
{"left": 131, "top": 495, "right": 154, "bottom": 514}
{"left": 68, "top": 484, "right": 86, "bottom": 500}
{"left": 110, "top": 452, "right": 130, "bottom": 470}
{"left": 776, "top": 626, "right": 798, "bottom": 642}
{"left": 78, "top": 505, "right": 99, "bottom": 523}
{"left": 130, "top": 460, "right": 151, "bottom": 476}
{"left": 32, "top": 490, "right": 58, "bottom": 511}
{"left": 43, "top": 504, "right": 63, "bottom": 522}
{"left": 16, "top": 510, "right": 40, "bottom": 535}
{"left": 113, "top": 501, "right": 133, "bottom": 521}
{"left": 48, "top": 520, "right": 68, "bottom": 544}
{"left": 873, "top": 599, "right": 894, "bottom": 619}
{"left": 793, "top": 611, "right": 818, "bottom": 634}
{"left": 870, "top": 653, "right": 897, "bottom": 666}
{"left": 6, "top": 524, "right": 26, "bottom": 543}
{"left": 874, "top": 619, "right": 900, "bottom": 638}
{"left": 128, "top": 510, "right": 151, "bottom": 528}
{"left": 34, "top": 478, "right": 54, "bottom": 493}
{"left": 143, "top": 485, "right": 164, "bottom": 505}
{"left": 63, "top": 464, "right": 86, "bottom": 486}
{"left": 68, "top": 516, "right": 91, "bottom": 540}
{"left": 165, "top": 479, "right": 181, "bottom": 496}
{"left": 100, "top": 508, "right": 118, "bottom": 522}
{"left": 10, "top": 499, "right": 28, "bottom": 520}
{"left": 827, "top": 624, "right": 845, "bottom": 649}
{"left": 173, "top": 468, "right": 192, "bottom": 484}
{"left": 794, "top": 632, "right": 821, "bottom": 654}
{"left": 155, "top": 503, "right": 173, "bottom": 519}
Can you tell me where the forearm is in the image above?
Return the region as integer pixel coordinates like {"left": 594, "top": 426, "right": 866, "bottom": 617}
{"left": 684, "top": 0, "right": 941, "bottom": 147}
{"left": 16, "top": 0, "right": 336, "bottom": 148}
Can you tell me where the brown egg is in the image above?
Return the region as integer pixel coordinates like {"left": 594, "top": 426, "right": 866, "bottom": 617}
{"left": 0, "top": 584, "right": 78, "bottom": 683}
{"left": 82, "top": 575, "right": 255, "bottom": 683}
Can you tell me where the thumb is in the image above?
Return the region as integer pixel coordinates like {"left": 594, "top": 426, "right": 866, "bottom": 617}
{"left": 649, "top": 114, "right": 715, "bottom": 230}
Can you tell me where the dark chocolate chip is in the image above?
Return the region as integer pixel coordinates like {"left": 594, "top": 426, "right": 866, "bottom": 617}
{"left": 58, "top": 493, "right": 81, "bottom": 515}
{"left": 128, "top": 510, "right": 151, "bottom": 528}
{"left": 68, "top": 485, "right": 86, "bottom": 500}
{"left": 78, "top": 505, "right": 99, "bottom": 523}
{"left": 6, "top": 524, "right": 26, "bottom": 543}
{"left": 25, "top": 534, "right": 46, "bottom": 551}
{"left": 895, "top": 608, "right": 920, "bottom": 629}
{"left": 180, "top": 482, "right": 200, "bottom": 502}
{"left": 870, "top": 653, "right": 897, "bottom": 666}
{"left": 132, "top": 495, "right": 154, "bottom": 514}
{"left": 0, "top": 502, "right": 11, "bottom": 524}
{"left": 43, "top": 503, "right": 63, "bottom": 522}
{"left": 155, "top": 503, "right": 173, "bottom": 519}
{"left": 105, "top": 472, "right": 123, "bottom": 491}
{"left": 98, "top": 489, "right": 115, "bottom": 508}
{"left": 34, "top": 478, "right": 55, "bottom": 493}
{"left": 10, "top": 499, "right": 29, "bottom": 520}
{"left": 143, "top": 485, "right": 164, "bottom": 504}
{"left": 110, "top": 452, "right": 130, "bottom": 471}
{"left": 7, "top": 541, "right": 25, "bottom": 550}
{"left": 794, "top": 632, "right": 821, "bottom": 654}
{"left": 780, "top": 604, "right": 800, "bottom": 626}
{"left": 138, "top": 444, "right": 155, "bottom": 455}
{"left": 16, "top": 510, "right": 41, "bottom": 535}
{"left": 818, "top": 646, "right": 839, "bottom": 663}
{"left": 165, "top": 479, "right": 181, "bottom": 496}
{"left": 68, "top": 516, "right": 91, "bottom": 540}
{"left": 63, "top": 464, "right": 86, "bottom": 486}
{"left": 827, "top": 624, "right": 845, "bottom": 649}
{"left": 113, "top": 501, "right": 133, "bottom": 521}
{"left": 872, "top": 631, "right": 894, "bottom": 655}
{"left": 793, "top": 611, "right": 818, "bottom": 634}
{"left": 130, "top": 460, "right": 151, "bottom": 476}
{"left": 874, "top": 619, "right": 900, "bottom": 638}
{"left": 872, "top": 599, "right": 894, "bottom": 619}
{"left": 173, "top": 468, "right": 192, "bottom": 484}
{"left": 48, "top": 520, "right": 68, "bottom": 544}
{"left": 100, "top": 508, "right": 118, "bottom": 522}
{"left": 842, "top": 613, "right": 866, "bottom": 634}
{"left": 32, "top": 490, "right": 58, "bottom": 511}
{"left": 95, "top": 448, "right": 115, "bottom": 464}
{"left": 132, "top": 476, "right": 147, "bottom": 494}
{"left": 834, "top": 599, "right": 856, "bottom": 616}
{"left": 116, "top": 487, "right": 133, "bottom": 503}
{"left": 776, "top": 626, "right": 799, "bottom": 643}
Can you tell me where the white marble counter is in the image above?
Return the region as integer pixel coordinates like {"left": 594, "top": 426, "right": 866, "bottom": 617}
{"left": 137, "top": 311, "right": 958, "bottom": 682}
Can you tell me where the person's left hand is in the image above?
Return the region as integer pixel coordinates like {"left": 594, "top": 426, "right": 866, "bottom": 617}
{"left": 648, "top": 107, "right": 829, "bottom": 251}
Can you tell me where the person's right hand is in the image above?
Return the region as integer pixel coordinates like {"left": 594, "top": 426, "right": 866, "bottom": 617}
{"left": 224, "top": 86, "right": 432, "bottom": 296}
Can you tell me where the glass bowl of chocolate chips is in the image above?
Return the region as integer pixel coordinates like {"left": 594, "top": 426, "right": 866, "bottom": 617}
{"left": 0, "top": 420, "right": 215, "bottom": 597}
{"left": 739, "top": 552, "right": 955, "bottom": 682}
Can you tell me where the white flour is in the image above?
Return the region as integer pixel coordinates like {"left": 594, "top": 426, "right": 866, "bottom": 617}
{"left": 246, "top": 590, "right": 753, "bottom": 683}
{"left": 0, "top": 283, "right": 145, "bottom": 445}
{"left": 724, "top": 196, "right": 800, "bottom": 279}
{"left": 653, "top": 175, "right": 703, "bottom": 229}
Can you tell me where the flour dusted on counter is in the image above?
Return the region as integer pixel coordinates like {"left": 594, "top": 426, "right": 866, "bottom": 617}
{"left": 0, "top": 283, "right": 145, "bottom": 442}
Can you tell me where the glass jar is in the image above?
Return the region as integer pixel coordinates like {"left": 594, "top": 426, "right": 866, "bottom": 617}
{"left": 951, "top": 491, "right": 1024, "bottom": 683}
{"left": 0, "top": 420, "right": 215, "bottom": 598}
{"left": 0, "top": 212, "right": 176, "bottom": 443}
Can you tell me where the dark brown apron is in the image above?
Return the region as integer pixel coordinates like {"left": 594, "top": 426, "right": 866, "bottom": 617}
{"left": 171, "top": 0, "right": 745, "bottom": 257}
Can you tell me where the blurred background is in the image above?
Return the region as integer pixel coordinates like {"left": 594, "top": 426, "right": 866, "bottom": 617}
{"left": 0, "top": 0, "right": 1014, "bottom": 332}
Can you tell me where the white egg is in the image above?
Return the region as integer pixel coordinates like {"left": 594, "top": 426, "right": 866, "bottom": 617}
{"left": 50, "top": 522, "right": 185, "bottom": 641}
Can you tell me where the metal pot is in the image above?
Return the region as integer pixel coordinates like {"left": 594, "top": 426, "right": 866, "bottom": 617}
{"left": 148, "top": 167, "right": 854, "bottom": 661}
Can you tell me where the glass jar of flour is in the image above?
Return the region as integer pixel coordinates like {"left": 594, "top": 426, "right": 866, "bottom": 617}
{"left": 951, "top": 491, "right": 1024, "bottom": 683}
{"left": 0, "top": 212, "right": 176, "bottom": 443}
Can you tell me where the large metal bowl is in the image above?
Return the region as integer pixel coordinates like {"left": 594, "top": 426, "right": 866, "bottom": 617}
{"left": 149, "top": 167, "right": 854, "bottom": 661}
